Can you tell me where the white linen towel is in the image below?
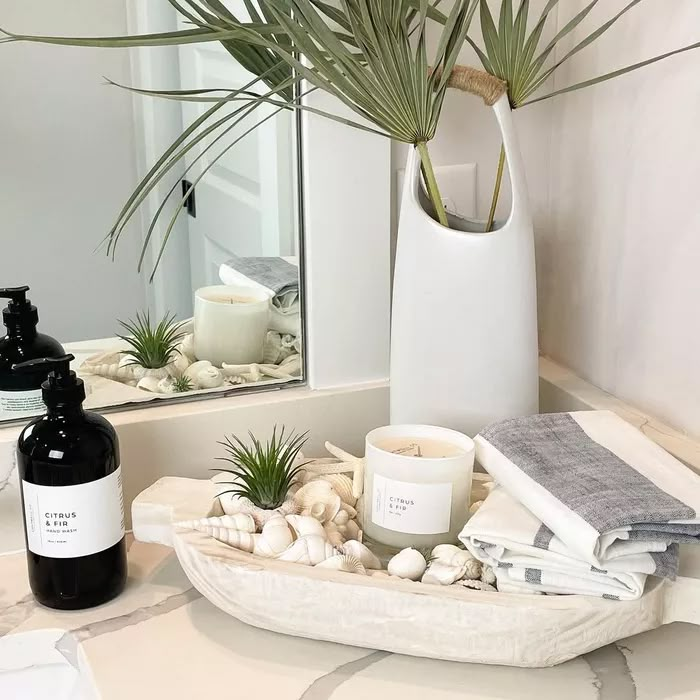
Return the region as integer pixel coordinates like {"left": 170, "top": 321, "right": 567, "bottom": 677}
{"left": 460, "top": 486, "right": 679, "bottom": 600}
{"left": 474, "top": 410, "right": 700, "bottom": 568}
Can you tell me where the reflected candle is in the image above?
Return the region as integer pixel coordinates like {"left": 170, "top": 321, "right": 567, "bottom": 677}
{"left": 194, "top": 284, "right": 272, "bottom": 367}
{"left": 362, "top": 425, "right": 475, "bottom": 549}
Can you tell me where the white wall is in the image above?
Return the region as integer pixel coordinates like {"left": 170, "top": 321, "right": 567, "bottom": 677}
{"left": 0, "top": 0, "right": 147, "bottom": 342}
{"left": 539, "top": 1, "right": 700, "bottom": 437}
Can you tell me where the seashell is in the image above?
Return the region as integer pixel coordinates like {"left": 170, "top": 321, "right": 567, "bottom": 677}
{"left": 339, "top": 502, "right": 357, "bottom": 519}
{"left": 421, "top": 560, "right": 467, "bottom": 586}
{"left": 132, "top": 364, "right": 171, "bottom": 381}
{"left": 221, "top": 363, "right": 263, "bottom": 382}
{"left": 196, "top": 366, "right": 224, "bottom": 389}
{"left": 177, "top": 514, "right": 256, "bottom": 534}
{"left": 457, "top": 579, "right": 498, "bottom": 593}
{"left": 186, "top": 525, "right": 258, "bottom": 552}
{"left": 462, "top": 556, "right": 482, "bottom": 581}
{"left": 342, "top": 540, "right": 381, "bottom": 570}
{"left": 333, "top": 510, "right": 350, "bottom": 526}
{"left": 481, "top": 565, "right": 496, "bottom": 586}
{"left": 285, "top": 514, "right": 325, "bottom": 539}
{"left": 157, "top": 377, "right": 176, "bottom": 394}
{"left": 180, "top": 333, "right": 196, "bottom": 361}
{"left": 293, "top": 481, "right": 342, "bottom": 523}
{"left": 323, "top": 522, "right": 345, "bottom": 548}
{"left": 218, "top": 492, "right": 298, "bottom": 528}
{"left": 184, "top": 360, "right": 213, "bottom": 385}
{"left": 168, "top": 351, "right": 192, "bottom": 378}
{"left": 469, "top": 500, "right": 484, "bottom": 515}
{"left": 320, "top": 474, "right": 357, "bottom": 507}
{"left": 387, "top": 548, "right": 427, "bottom": 581}
{"left": 430, "top": 544, "right": 481, "bottom": 579}
{"left": 254, "top": 516, "right": 294, "bottom": 557}
{"left": 315, "top": 554, "right": 366, "bottom": 575}
{"left": 343, "top": 519, "right": 362, "bottom": 542}
{"left": 136, "top": 376, "right": 163, "bottom": 393}
{"left": 81, "top": 352, "right": 138, "bottom": 383}
{"left": 276, "top": 535, "right": 338, "bottom": 566}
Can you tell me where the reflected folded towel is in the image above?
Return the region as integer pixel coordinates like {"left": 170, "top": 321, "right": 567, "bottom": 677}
{"left": 474, "top": 411, "right": 700, "bottom": 568}
{"left": 220, "top": 256, "right": 298, "bottom": 297}
{"left": 219, "top": 257, "right": 300, "bottom": 336}
{"left": 460, "top": 486, "right": 679, "bottom": 600}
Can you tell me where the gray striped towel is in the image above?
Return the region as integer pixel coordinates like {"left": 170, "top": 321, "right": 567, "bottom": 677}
{"left": 459, "top": 410, "right": 700, "bottom": 599}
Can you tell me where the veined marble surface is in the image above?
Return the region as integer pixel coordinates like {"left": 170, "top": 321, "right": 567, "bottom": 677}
{"left": 1, "top": 538, "right": 700, "bottom": 700}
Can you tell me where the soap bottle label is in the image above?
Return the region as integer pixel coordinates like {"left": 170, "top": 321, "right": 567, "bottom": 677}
{"left": 371, "top": 474, "right": 452, "bottom": 535}
{"left": 0, "top": 389, "right": 44, "bottom": 415}
{"left": 22, "top": 468, "right": 125, "bottom": 558}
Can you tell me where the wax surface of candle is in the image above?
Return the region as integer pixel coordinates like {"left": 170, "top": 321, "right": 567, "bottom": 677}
{"left": 375, "top": 437, "right": 466, "bottom": 459}
{"left": 203, "top": 294, "right": 258, "bottom": 305}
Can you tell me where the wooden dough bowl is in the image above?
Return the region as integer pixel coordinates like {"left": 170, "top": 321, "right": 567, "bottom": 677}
{"left": 132, "top": 476, "right": 700, "bottom": 668}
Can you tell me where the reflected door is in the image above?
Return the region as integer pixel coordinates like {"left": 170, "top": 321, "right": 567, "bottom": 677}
{"left": 177, "top": 9, "right": 297, "bottom": 291}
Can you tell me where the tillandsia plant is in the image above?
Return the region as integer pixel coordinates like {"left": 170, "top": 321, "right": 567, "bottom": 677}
{"left": 172, "top": 375, "right": 194, "bottom": 393}
{"left": 216, "top": 426, "right": 308, "bottom": 510}
{"left": 117, "top": 311, "right": 186, "bottom": 369}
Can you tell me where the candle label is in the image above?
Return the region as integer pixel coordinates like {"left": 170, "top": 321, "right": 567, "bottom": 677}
{"left": 371, "top": 474, "right": 452, "bottom": 534}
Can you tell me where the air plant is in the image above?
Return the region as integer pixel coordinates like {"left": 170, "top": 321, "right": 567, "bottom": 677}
{"left": 117, "top": 311, "right": 186, "bottom": 369}
{"left": 216, "top": 426, "right": 308, "bottom": 510}
{"left": 172, "top": 375, "right": 194, "bottom": 393}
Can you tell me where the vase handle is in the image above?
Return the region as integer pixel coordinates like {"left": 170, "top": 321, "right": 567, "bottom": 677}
{"left": 491, "top": 94, "right": 531, "bottom": 228}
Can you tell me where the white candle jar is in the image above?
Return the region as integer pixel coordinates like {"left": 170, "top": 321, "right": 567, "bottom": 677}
{"left": 194, "top": 285, "right": 272, "bottom": 367}
{"left": 362, "top": 425, "right": 475, "bottom": 549}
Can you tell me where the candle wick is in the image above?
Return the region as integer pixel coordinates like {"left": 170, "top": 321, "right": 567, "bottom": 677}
{"left": 417, "top": 445, "right": 422, "bottom": 458}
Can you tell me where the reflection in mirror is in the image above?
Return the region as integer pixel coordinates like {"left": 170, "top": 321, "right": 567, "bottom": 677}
{"left": 0, "top": 1, "right": 304, "bottom": 425}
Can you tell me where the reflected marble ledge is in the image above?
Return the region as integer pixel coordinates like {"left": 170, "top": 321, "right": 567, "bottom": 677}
{"left": 2, "top": 538, "right": 700, "bottom": 700}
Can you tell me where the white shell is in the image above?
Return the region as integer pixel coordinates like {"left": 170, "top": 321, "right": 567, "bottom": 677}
{"left": 320, "top": 474, "right": 357, "bottom": 507}
{"left": 184, "top": 360, "right": 213, "bottom": 384}
{"left": 343, "top": 519, "right": 362, "bottom": 542}
{"left": 333, "top": 509, "right": 350, "bottom": 526}
{"left": 185, "top": 525, "right": 258, "bottom": 552}
{"left": 421, "top": 560, "right": 467, "bottom": 586}
{"left": 169, "top": 351, "right": 192, "bottom": 377}
{"left": 462, "top": 557, "right": 482, "bottom": 581}
{"left": 469, "top": 500, "right": 484, "bottom": 515}
{"left": 136, "top": 376, "right": 162, "bottom": 393}
{"left": 180, "top": 333, "right": 196, "bottom": 361}
{"left": 177, "top": 514, "right": 255, "bottom": 534}
{"left": 387, "top": 548, "right": 427, "bottom": 581}
{"left": 430, "top": 544, "right": 481, "bottom": 579}
{"left": 254, "top": 516, "right": 294, "bottom": 557}
{"left": 342, "top": 540, "right": 381, "bottom": 570}
{"left": 293, "top": 481, "right": 342, "bottom": 523}
{"left": 457, "top": 579, "right": 498, "bottom": 593}
{"left": 132, "top": 364, "right": 171, "bottom": 381}
{"left": 315, "top": 554, "right": 366, "bottom": 575}
{"left": 218, "top": 492, "right": 298, "bottom": 528}
{"left": 196, "top": 366, "right": 224, "bottom": 389}
{"left": 323, "top": 522, "right": 345, "bottom": 548}
{"left": 285, "top": 514, "right": 326, "bottom": 539}
{"left": 481, "top": 564, "right": 497, "bottom": 586}
{"left": 276, "top": 535, "right": 337, "bottom": 566}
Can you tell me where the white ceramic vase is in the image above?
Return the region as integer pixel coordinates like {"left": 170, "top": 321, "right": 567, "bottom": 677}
{"left": 391, "top": 95, "right": 539, "bottom": 436}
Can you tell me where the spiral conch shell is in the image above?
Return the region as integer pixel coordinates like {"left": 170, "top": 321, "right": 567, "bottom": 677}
{"left": 254, "top": 516, "right": 294, "bottom": 557}
{"left": 177, "top": 514, "right": 256, "bottom": 534}
{"left": 285, "top": 514, "right": 325, "bottom": 539}
{"left": 276, "top": 535, "right": 337, "bottom": 566}
{"left": 315, "top": 554, "right": 366, "bottom": 575}
{"left": 183, "top": 524, "right": 258, "bottom": 552}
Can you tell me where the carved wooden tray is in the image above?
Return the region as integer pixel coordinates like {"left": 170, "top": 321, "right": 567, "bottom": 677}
{"left": 132, "top": 476, "right": 700, "bottom": 668}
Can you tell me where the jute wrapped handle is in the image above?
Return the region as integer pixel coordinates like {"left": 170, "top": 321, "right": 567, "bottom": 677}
{"left": 437, "top": 65, "right": 507, "bottom": 106}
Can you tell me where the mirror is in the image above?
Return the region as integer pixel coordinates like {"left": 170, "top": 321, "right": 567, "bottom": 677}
{"left": 0, "top": 2, "right": 304, "bottom": 425}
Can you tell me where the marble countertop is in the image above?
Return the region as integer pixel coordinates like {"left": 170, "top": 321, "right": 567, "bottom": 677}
{"left": 2, "top": 537, "right": 700, "bottom": 700}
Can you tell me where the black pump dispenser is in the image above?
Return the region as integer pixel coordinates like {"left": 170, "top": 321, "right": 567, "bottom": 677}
{"left": 15, "top": 354, "right": 127, "bottom": 610}
{"left": 0, "top": 286, "right": 64, "bottom": 417}
{"left": 14, "top": 354, "right": 86, "bottom": 407}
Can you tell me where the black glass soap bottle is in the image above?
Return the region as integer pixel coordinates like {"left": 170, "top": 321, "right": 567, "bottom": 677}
{"left": 15, "top": 355, "right": 127, "bottom": 610}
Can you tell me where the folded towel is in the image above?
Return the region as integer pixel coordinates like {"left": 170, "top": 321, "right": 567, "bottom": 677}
{"left": 219, "top": 258, "right": 300, "bottom": 337}
{"left": 474, "top": 411, "right": 700, "bottom": 568}
{"left": 220, "top": 256, "right": 298, "bottom": 297}
{"left": 460, "top": 486, "right": 679, "bottom": 600}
